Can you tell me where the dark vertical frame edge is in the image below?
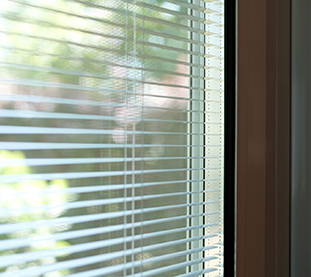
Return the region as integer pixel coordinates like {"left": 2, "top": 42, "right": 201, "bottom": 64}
{"left": 275, "top": 0, "right": 291, "bottom": 276}
{"left": 224, "top": 0, "right": 236, "bottom": 276}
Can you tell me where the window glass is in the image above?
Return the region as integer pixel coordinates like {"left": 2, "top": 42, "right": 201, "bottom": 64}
{"left": 0, "top": 0, "right": 224, "bottom": 276}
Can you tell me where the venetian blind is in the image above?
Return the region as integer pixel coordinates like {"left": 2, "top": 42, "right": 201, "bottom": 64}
{"left": 0, "top": 0, "right": 224, "bottom": 276}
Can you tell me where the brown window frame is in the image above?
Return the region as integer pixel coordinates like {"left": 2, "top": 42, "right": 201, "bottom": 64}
{"left": 236, "top": 0, "right": 291, "bottom": 276}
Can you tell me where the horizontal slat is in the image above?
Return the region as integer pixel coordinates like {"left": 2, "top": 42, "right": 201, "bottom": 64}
{"left": 0, "top": 156, "right": 221, "bottom": 167}
{"left": 0, "top": 54, "right": 224, "bottom": 88}
{"left": 0, "top": 166, "right": 221, "bottom": 183}
{"left": 1, "top": 190, "right": 221, "bottom": 217}
{"left": 0, "top": 222, "right": 217, "bottom": 268}
{"left": 8, "top": 0, "right": 220, "bottom": 35}
{"left": 0, "top": 232, "right": 217, "bottom": 276}
{"left": 76, "top": 0, "right": 221, "bottom": 21}
{"left": 0, "top": 11, "right": 223, "bottom": 50}
{"left": 0, "top": 202, "right": 221, "bottom": 235}
{"left": 0, "top": 126, "right": 223, "bottom": 137}
{"left": 0, "top": 235, "right": 217, "bottom": 277}
{"left": 176, "top": 268, "right": 218, "bottom": 277}
{"left": 0, "top": 93, "right": 224, "bottom": 114}
{"left": 0, "top": 126, "right": 223, "bottom": 136}
{"left": 71, "top": 0, "right": 222, "bottom": 27}
{"left": 0, "top": 141, "right": 223, "bottom": 150}
{"left": 0, "top": 17, "right": 223, "bottom": 61}
{"left": 0, "top": 28, "right": 213, "bottom": 67}
{"left": 0, "top": 209, "right": 221, "bottom": 252}
{"left": 0, "top": 241, "right": 214, "bottom": 276}
{"left": 0, "top": 54, "right": 222, "bottom": 83}
{"left": 135, "top": 0, "right": 204, "bottom": 12}
{"left": 0, "top": 76, "right": 220, "bottom": 99}
{"left": 130, "top": 257, "right": 217, "bottom": 277}
{"left": 0, "top": 212, "right": 220, "bottom": 253}
{"left": 2, "top": 180, "right": 221, "bottom": 198}
{"left": 64, "top": 251, "right": 215, "bottom": 277}
{"left": 81, "top": 0, "right": 224, "bottom": 25}
{"left": 0, "top": 93, "right": 124, "bottom": 108}
{"left": 149, "top": 0, "right": 222, "bottom": 12}
{"left": 0, "top": 43, "right": 222, "bottom": 71}
{"left": 0, "top": 108, "right": 224, "bottom": 124}
{"left": 0, "top": 70, "right": 198, "bottom": 93}
{"left": 102, "top": 248, "right": 215, "bottom": 277}
{"left": 67, "top": 256, "right": 216, "bottom": 277}
{"left": 0, "top": 60, "right": 222, "bottom": 86}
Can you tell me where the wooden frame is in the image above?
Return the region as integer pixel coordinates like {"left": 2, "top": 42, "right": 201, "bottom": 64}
{"left": 236, "top": 0, "right": 291, "bottom": 276}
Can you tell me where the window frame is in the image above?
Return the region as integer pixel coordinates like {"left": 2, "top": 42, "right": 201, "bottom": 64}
{"left": 224, "top": 0, "right": 236, "bottom": 275}
{"left": 236, "top": 0, "right": 291, "bottom": 276}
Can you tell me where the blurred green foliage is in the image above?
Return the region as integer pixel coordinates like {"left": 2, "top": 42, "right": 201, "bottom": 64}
{"left": 0, "top": 150, "right": 70, "bottom": 275}
{"left": 0, "top": 0, "right": 191, "bottom": 275}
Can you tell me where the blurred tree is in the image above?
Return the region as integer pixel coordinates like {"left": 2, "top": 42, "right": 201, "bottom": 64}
{"left": 0, "top": 150, "right": 70, "bottom": 276}
{"left": 0, "top": 0, "right": 191, "bottom": 275}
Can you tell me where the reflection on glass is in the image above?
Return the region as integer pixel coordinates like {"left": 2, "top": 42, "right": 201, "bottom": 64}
{"left": 0, "top": 0, "right": 224, "bottom": 276}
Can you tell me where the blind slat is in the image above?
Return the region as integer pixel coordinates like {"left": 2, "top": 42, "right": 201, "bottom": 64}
{"left": 9, "top": 0, "right": 221, "bottom": 34}
{"left": 74, "top": 0, "right": 221, "bottom": 20}
{"left": 0, "top": 232, "right": 216, "bottom": 276}
{"left": 1, "top": 11, "right": 223, "bottom": 46}
{"left": 0, "top": 44, "right": 221, "bottom": 69}
{"left": 0, "top": 93, "right": 224, "bottom": 114}
{"left": 130, "top": 258, "right": 217, "bottom": 277}
{"left": 0, "top": 60, "right": 223, "bottom": 82}
{"left": 0, "top": 167, "right": 222, "bottom": 183}
{"left": 0, "top": 141, "right": 223, "bottom": 150}
{"left": 68, "top": 256, "right": 216, "bottom": 277}
{"left": 0, "top": 126, "right": 223, "bottom": 136}
{"left": 0, "top": 76, "right": 224, "bottom": 94}
{"left": 1, "top": 191, "right": 221, "bottom": 217}
{"left": 63, "top": 253, "right": 216, "bottom": 277}
{"left": 0, "top": 238, "right": 216, "bottom": 277}
{"left": 0, "top": 28, "right": 222, "bottom": 63}
{"left": 0, "top": 218, "right": 220, "bottom": 254}
{"left": 0, "top": 205, "right": 221, "bottom": 235}
{"left": 176, "top": 268, "right": 218, "bottom": 277}
{"left": 0, "top": 108, "right": 223, "bottom": 124}
{"left": 0, "top": 243, "right": 214, "bottom": 276}
{"left": 0, "top": 157, "right": 221, "bottom": 168}
{"left": 3, "top": 182, "right": 221, "bottom": 198}
{"left": 0, "top": 214, "right": 220, "bottom": 253}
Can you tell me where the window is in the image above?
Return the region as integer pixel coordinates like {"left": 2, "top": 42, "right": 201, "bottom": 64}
{"left": 0, "top": 0, "right": 224, "bottom": 276}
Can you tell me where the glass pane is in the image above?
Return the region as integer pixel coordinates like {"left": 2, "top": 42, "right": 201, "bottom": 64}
{"left": 0, "top": 0, "right": 224, "bottom": 276}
